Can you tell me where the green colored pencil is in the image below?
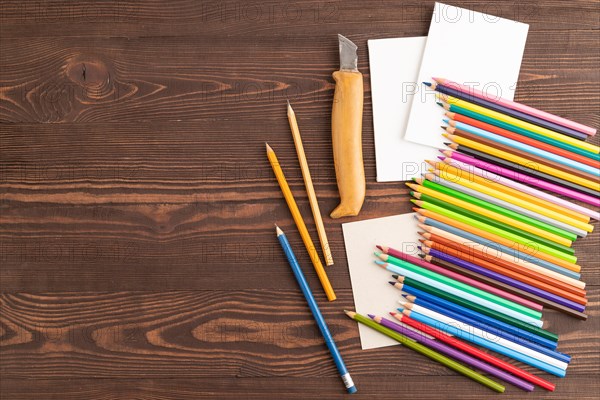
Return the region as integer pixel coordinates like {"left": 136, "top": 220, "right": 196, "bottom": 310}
{"left": 412, "top": 195, "right": 573, "bottom": 255}
{"left": 345, "top": 310, "right": 506, "bottom": 393}
{"left": 412, "top": 200, "right": 577, "bottom": 263}
{"left": 413, "top": 180, "right": 577, "bottom": 241}
{"left": 377, "top": 252, "right": 541, "bottom": 320}
{"left": 397, "top": 276, "right": 559, "bottom": 342}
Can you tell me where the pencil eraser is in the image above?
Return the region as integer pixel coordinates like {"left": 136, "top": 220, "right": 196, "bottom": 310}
{"left": 347, "top": 385, "right": 358, "bottom": 394}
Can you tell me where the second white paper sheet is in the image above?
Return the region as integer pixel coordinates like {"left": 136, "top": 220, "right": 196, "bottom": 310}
{"left": 342, "top": 213, "right": 420, "bottom": 349}
{"left": 404, "top": 2, "right": 529, "bottom": 149}
{"left": 368, "top": 37, "right": 440, "bottom": 182}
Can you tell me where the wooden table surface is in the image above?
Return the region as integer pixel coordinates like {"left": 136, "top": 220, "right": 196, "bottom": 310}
{"left": 1, "top": 1, "right": 599, "bottom": 398}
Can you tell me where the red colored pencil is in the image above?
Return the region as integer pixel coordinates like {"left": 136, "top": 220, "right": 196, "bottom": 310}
{"left": 446, "top": 112, "right": 600, "bottom": 169}
{"left": 391, "top": 312, "right": 556, "bottom": 391}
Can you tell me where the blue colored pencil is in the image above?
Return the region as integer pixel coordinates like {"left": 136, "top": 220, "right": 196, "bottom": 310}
{"left": 395, "top": 281, "right": 557, "bottom": 349}
{"left": 447, "top": 120, "right": 598, "bottom": 176}
{"left": 276, "top": 226, "right": 356, "bottom": 394}
{"left": 398, "top": 293, "right": 570, "bottom": 363}
{"left": 398, "top": 307, "right": 566, "bottom": 377}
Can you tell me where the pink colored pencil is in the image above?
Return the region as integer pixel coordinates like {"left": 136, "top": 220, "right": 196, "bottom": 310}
{"left": 439, "top": 155, "right": 600, "bottom": 221}
{"left": 433, "top": 77, "right": 597, "bottom": 136}
{"left": 376, "top": 245, "right": 543, "bottom": 311}
{"left": 443, "top": 150, "right": 600, "bottom": 207}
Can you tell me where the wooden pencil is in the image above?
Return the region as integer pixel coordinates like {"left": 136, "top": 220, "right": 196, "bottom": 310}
{"left": 266, "top": 143, "right": 336, "bottom": 301}
{"left": 422, "top": 252, "right": 588, "bottom": 320}
{"left": 439, "top": 94, "right": 600, "bottom": 154}
{"left": 419, "top": 241, "right": 586, "bottom": 299}
{"left": 345, "top": 311, "right": 506, "bottom": 392}
{"left": 446, "top": 142, "right": 600, "bottom": 197}
{"left": 445, "top": 126, "right": 598, "bottom": 182}
{"left": 444, "top": 133, "right": 599, "bottom": 191}
{"left": 287, "top": 101, "right": 334, "bottom": 266}
{"left": 419, "top": 235, "right": 586, "bottom": 302}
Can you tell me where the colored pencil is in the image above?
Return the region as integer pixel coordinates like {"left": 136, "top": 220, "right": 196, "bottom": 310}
{"left": 374, "top": 259, "right": 543, "bottom": 327}
{"left": 445, "top": 113, "right": 600, "bottom": 168}
{"left": 439, "top": 95, "right": 600, "bottom": 154}
{"left": 398, "top": 308, "right": 565, "bottom": 376}
{"left": 426, "top": 81, "right": 589, "bottom": 140}
{"left": 420, "top": 251, "right": 588, "bottom": 319}
{"left": 376, "top": 245, "right": 542, "bottom": 311}
{"left": 440, "top": 101, "right": 600, "bottom": 160}
{"left": 370, "top": 315, "right": 534, "bottom": 391}
{"left": 433, "top": 77, "right": 596, "bottom": 137}
{"left": 345, "top": 311, "right": 505, "bottom": 392}
{"left": 444, "top": 133, "right": 600, "bottom": 191}
{"left": 413, "top": 200, "right": 576, "bottom": 262}
{"left": 267, "top": 144, "right": 336, "bottom": 301}
{"left": 443, "top": 149, "right": 600, "bottom": 207}
{"left": 420, "top": 242, "right": 586, "bottom": 299}
{"left": 287, "top": 101, "right": 334, "bottom": 266}
{"left": 417, "top": 217, "right": 580, "bottom": 283}
{"left": 391, "top": 312, "right": 556, "bottom": 391}
{"left": 392, "top": 275, "right": 558, "bottom": 342}
{"left": 416, "top": 175, "right": 585, "bottom": 238}
{"left": 276, "top": 226, "right": 355, "bottom": 393}
{"left": 399, "top": 296, "right": 571, "bottom": 363}
{"left": 410, "top": 184, "right": 578, "bottom": 244}
{"left": 446, "top": 142, "right": 600, "bottom": 198}
{"left": 445, "top": 126, "right": 599, "bottom": 181}
{"left": 398, "top": 301, "right": 569, "bottom": 369}
{"left": 376, "top": 252, "right": 542, "bottom": 319}
{"left": 418, "top": 223, "right": 586, "bottom": 306}
{"left": 445, "top": 120, "right": 598, "bottom": 175}
{"left": 413, "top": 207, "right": 578, "bottom": 267}
{"left": 420, "top": 231, "right": 584, "bottom": 288}
{"left": 429, "top": 163, "right": 592, "bottom": 227}
{"left": 392, "top": 281, "right": 558, "bottom": 348}
{"left": 437, "top": 154, "right": 600, "bottom": 220}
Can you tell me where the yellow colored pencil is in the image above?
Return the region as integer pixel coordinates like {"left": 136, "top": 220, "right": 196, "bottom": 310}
{"left": 287, "top": 101, "right": 334, "bottom": 266}
{"left": 429, "top": 161, "right": 593, "bottom": 230}
{"left": 444, "top": 133, "right": 600, "bottom": 191}
{"left": 410, "top": 184, "right": 572, "bottom": 247}
{"left": 442, "top": 94, "right": 600, "bottom": 154}
{"left": 266, "top": 143, "right": 336, "bottom": 301}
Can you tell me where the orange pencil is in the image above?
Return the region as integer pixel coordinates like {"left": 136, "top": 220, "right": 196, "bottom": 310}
{"left": 266, "top": 143, "right": 336, "bottom": 301}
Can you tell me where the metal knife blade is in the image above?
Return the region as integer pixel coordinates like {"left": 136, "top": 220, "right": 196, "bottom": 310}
{"left": 338, "top": 34, "right": 358, "bottom": 72}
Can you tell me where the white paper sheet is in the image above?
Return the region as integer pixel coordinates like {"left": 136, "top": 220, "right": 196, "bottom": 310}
{"left": 404, "top": 2, "right": 529, "bottom": 149}
{"left": 368, "top": 37, "right": 440, "bottom": 182}
{"left": 342, "top": 213, "right": 421, "bottom": 349}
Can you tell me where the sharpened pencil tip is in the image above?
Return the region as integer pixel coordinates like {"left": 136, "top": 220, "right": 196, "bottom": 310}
{"left": 422, "top": 81, "right": 432, "bottom": 87}
{"left": 389, "top": 311, "right": 397, "bottom": 316}
{"left": 443, "top": 142, "right": 451, "bottom": 146}
{"left": 391, "top": 274, "right": 399, "bottom": 279}
{"left": 437, "top": 156, "right": 445, "bottom": 161}
{"left": 442, "top": 118, "right": 449, "bottom": 124}
{"left": 275, "top": 225, "right": 284, "bottom": 236}
{"left": 441, "top": 125, "right": 447, "bottom": 130}
{"left": 417, "top": 245, "right": 422, "bottom": 250}
{"left": 367, "top": 313, "right": 375, "bottom": 319}
{"left": 344, "top": 310, "right": 356, "bottom": 318}
{"left": 265, "top": 142, "right": 273, "bottom": 152}
{"left": 436, "top": 102, "right": 443, "bottom": 107}
{"left": 388, "top": 281, "right": 396, "bottom": 286}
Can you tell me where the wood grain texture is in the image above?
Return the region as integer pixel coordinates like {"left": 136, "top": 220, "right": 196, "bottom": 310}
{"left": 1, "top": 0, "right": 599, "bottom": 398}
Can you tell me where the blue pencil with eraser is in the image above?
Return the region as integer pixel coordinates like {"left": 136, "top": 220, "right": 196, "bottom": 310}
{"left": 275, "top": 225, "right": 357, "bottom": 394}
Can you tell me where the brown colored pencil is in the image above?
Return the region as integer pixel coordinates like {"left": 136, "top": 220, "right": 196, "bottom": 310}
{"left": 421, "top": 253, "right": 588, "bottom": 320}
{"left": 444, "top": 126, "right": 598, "bottom": 182}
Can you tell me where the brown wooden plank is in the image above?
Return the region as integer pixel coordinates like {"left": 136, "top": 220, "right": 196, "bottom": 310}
{"left": 2, "top": 376, "right": 600, "bottom": 399}
{"left": 0, "top": 289, "right": 598, "bottom": 380}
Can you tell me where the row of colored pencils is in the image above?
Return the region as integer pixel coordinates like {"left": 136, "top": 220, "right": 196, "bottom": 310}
{"left": 346, "top": 78, "right": 597, "bottom": 392}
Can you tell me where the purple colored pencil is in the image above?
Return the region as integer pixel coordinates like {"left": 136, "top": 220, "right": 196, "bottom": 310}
{"left": 369, "top": 315, "right": 534, "bottom": 392}
{"left": 428, "top": 247, "right": 585, "bottom": 312}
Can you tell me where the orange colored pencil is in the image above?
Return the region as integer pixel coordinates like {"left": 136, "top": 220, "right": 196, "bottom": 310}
{"left": 266, "top": 143, "right": 336, "bottom": 301}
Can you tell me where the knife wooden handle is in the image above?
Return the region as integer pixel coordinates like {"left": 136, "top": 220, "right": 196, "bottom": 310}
{"left": 330, "top": 70, "right": 365, "bottom": 219}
